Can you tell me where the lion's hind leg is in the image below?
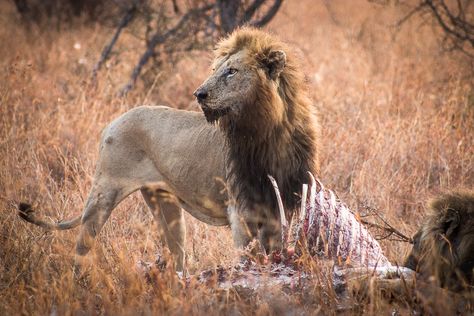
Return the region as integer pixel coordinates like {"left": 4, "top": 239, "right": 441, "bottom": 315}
{"left": 141, "top": 185, "right": 186, "bottom": 272}
{"left": 73, "top": 178, "right": 140, "bottom": 277}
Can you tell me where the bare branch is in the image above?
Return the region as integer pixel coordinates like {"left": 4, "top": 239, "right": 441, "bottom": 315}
{"left": 424, "top": 0, "right": 474, "bottom": 47}
{"left": 359, "top": 204, "right": 413, "bottom": 243}
{"left": 92, "top": 4, "right": 137, "bottom": 84}
{"left": 119, "top": 4, "right": 213, "bottom": 96}
{"left": 251, "top": 0, "right": 283, "bottom": 27}
{"left": 395, "top": 0, "right": 474, "bottom": 57}
{"left": 360, "top": 219, "right": 413, "bottom": 243}
{"left": 395, "top": 2, "right": 426, "bottom": 28}
{"left": 171, "top": 0, "right": 180, "bottom": 14}
{"left": 241, "top": 0, "right": 266, "bottom": 24}
{"left": 103, "top": 0, "right": 283, "bottom": 95}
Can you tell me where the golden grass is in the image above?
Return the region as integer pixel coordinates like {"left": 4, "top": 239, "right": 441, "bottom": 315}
{"left": 1, "top": 0, "right": 473, "bottom": 314}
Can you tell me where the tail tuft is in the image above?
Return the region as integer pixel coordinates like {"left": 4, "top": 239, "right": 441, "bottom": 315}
{"left": 18, "top": 202, "right": 34, "bottom": 221}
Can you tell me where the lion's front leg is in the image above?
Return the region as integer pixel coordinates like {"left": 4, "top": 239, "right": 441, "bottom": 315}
{"left": 227, "top": 205, "right": 266, "bottom": 260}
{"left": 259, "top": 217, "right": 282, "bottom": 254}
{"left": 228, "top": 205, "right": 253, "bottom": 248}
{"left": 141, "top": 188, "right": 186, "bottom": 272}
{"left": 228, "top": 204, "right": 283, "bottom": 262}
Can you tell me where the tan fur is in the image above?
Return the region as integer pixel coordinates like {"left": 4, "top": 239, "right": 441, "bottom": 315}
{"left": 20, "top": 106, "right": 228, "bottom": 272}
{"left": 405, "top": 190, "right": 474, "bottom": 292}
{"left": 19, "top": 28, "right": 320, "bottom": 271}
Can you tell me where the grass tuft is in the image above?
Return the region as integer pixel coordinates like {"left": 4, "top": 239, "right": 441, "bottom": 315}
{"left": 1, "top": 0, "right": 473, "bottom": 314}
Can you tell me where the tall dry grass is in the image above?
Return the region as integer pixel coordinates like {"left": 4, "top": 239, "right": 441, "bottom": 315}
{"left": 1, "top": 0, "right": 473, "bottom": 314}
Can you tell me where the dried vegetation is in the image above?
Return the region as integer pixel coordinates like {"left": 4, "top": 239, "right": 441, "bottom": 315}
{"left": 1, "top": 0, "right": 473, "bottom": 314}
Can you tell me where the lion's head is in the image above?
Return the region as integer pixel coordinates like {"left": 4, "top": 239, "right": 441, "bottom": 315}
{"left": 194, "top": 27, "right": 309, "bottom": 133}
{"left": 405, "top": 190, "right": 474, "bottom": 292}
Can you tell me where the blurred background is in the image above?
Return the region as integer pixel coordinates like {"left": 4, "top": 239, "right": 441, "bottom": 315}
{"left": 1, "top": 0, "right": 473, "bottom": 314}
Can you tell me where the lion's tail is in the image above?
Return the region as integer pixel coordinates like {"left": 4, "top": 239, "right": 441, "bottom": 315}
{"left": 18, "top": 203, "right": 81, "bottom": 230}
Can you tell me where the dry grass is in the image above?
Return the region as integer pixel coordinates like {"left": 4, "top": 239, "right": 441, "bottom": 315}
{"left": 1, "top": 0, "right": 473, "bottom": 314}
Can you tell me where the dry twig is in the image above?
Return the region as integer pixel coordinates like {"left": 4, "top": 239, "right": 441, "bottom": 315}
{"left": 396, "top": 0, "right": 474, "bottom": 58}
{"left": 91, "top": 3, "right": 137, "bottom": 84}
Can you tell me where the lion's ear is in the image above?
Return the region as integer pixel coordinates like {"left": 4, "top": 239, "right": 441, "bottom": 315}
{"left": 263, "top": 50, "right": 286, "bottom": 80}
{"left": 442, "top": 209, "right": 460, "bottom": 238}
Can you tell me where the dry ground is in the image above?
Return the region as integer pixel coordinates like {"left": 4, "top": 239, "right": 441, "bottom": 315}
{"left": 1, "top": 0, "right": 473, "bottom": 314}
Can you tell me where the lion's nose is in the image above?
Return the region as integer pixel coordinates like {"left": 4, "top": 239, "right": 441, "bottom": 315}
{"left": 193, "top": 88, "right": 208, "bottom": 101}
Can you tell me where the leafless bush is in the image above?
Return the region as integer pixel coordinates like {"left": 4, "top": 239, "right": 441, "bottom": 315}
{"left": 398, "top": 0, "right": 474, "bottom": 58}
{"left": 90, "top": 0, "right": 283, "bottom": 94}
{"left": 423, "top": 0, "right": 474, "bottom": 57}
{"left": 12, "top": 0, "right": 283, "bottom": 94}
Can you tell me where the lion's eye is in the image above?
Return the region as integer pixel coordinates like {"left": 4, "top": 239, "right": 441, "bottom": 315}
{"left": 226, "top": 68, "right": 237, "bottom": 77}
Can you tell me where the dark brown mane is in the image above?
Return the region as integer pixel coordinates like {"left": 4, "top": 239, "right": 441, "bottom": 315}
{"left": 214, "top": 27, "right": 320, "bottom": 216}
{"left": 405, "top": 190, "right": 474, "bottom": 292}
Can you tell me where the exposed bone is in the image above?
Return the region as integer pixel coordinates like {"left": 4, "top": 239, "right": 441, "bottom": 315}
{"left": 286, "top": 184, "right": 307, "bottom": 254}
{"left": 308, "top": 172, "right": 317, "bottom": 225}
{"left": 269, "top": 174, "right": 390, "bottom": 267}
{"left": 301, "top": 176, "right": 391, "bottom": 267}
{"left": 138, "top": 260, "right": 415, "bottom": 301}
{"left": 196, "top": 261, "right": 311, "bottom": 293}
{"left": 140, "top": 177, "right": 401, "bottom": 299}
{"left": 268, "top": 175, "right": 288, "bottom": 250}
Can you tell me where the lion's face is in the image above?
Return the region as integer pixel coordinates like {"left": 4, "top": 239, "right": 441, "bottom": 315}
{"left": 194, "top": 50, "right": 257, "bottom": 123}
{"left": 194, "top": 49, "right": 286, "bottom": 124}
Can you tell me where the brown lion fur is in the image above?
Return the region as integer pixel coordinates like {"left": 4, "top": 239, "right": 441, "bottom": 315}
{"left": 212, "top": 27, "right": 320, "bottom": 218}
{"left": 404, "top": 190, "right": 474, "bottom": 292}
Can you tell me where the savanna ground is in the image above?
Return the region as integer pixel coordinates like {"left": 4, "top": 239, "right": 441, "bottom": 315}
{"left": 1, "top": 0, "right": 473, "bottom": 314}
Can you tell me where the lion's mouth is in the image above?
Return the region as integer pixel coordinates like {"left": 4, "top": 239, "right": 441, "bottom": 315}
{"left": 200, "top": 105, "right": 231, "bottom": 124}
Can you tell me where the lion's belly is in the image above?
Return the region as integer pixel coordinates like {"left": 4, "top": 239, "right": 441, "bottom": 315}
{"left": 178, "top": 198, "right": 229, "bottom": 226}
{"left": 142, "top": 106, "right": 230, "bottom": 226}
{"left": 118, "top": 105, "right": 230, "bottom": 225}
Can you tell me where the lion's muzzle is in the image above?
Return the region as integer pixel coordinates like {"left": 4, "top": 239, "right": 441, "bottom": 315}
{"left": 194, "top": 87, "right": 231, "bottom": 123}
{"left": 193, "top": 87, "right": 208, "bottom": 102}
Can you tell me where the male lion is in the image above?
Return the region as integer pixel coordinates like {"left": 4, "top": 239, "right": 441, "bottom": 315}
{"left": 19, "top": 27, "right": 320, "bottom": 271}
{"left": 404, "top": 190, "right": 474, "bottom": 292}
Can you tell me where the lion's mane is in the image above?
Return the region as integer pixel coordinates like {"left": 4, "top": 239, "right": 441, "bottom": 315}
{"left": 214, "top": 27, "right": 320, "bottom": 216}
{"left": 405, "top": 190, "right": 474, "bottom": 291}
